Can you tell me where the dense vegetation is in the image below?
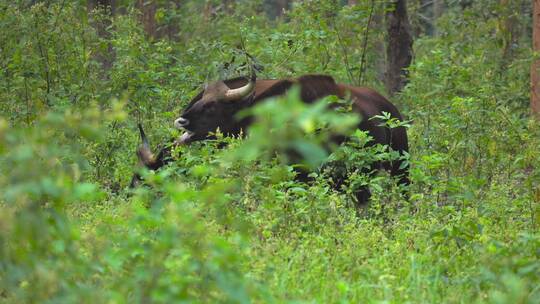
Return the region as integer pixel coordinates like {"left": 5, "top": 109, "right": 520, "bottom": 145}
{"left": 1, "top": 1, "right": 539, "bottom": 303}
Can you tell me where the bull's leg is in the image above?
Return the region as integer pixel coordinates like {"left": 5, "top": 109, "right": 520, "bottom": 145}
{"left": 293, "top": 168, "right": 313, "bottom": 184}
{"left": 391, "top": 158, "right": 410, "bottom": 201}
{"left": 321, "top": 160, "right": 374, "bottom": 214}
{"left": 129, "top": 173, "right": 143, "bottom": 188}
{"left": 389, "top": 126, "right": 410, "bottom": 198}
{"left": 353, "top": 185, "right": 371, "bottom": 207}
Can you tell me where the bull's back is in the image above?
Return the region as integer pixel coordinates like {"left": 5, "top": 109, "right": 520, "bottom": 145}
{"left": 338, "top": 84, "right": 408, "bottom": 154}
{"left": 338, "top": 85, "right": 404, "bottom": 121}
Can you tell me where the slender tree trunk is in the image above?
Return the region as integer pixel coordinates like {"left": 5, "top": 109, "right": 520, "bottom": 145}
{"left": 385, "top": 0, "right": 413, "bottom": 95}
{"left": 459, "top": 0, "right": 473, "bottom": 10}
{"left": 532, "top": 0, "right": 540, "bottom": 117}
{"left": 373, "top": 10, "right": 386, "bottom": 83}
{"left": 87, "top": 0, "right": 115, "bottom": 71}
{"left": 275, "top": 0, "right": 289, "bottom": 17}
{"left": 203, "top": 2, "right": 213, "bottom": 22}
{"left": 161, "top": 1, "right": 181, "bottom": 41}
{"left": 433, "top": 0, "right": 444, "bottom": 36}
{"left": 414, "top": 0, "right": 434, "bottom": 36}
{"left": 88, "top": 0, "right": 115, "bottom": 15}
{"left": 499, "top": 0, "right": 519, "bottom": 66}
{"left": 137, "top": 0, "right": 157, "bottom": 39}
{"left": 223, "top": 0, "right": 236, "bottom": 14}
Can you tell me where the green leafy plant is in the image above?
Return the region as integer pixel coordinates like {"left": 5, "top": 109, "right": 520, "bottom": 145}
{"left": 1, "top": 0, "right": 539, "bottom": 302}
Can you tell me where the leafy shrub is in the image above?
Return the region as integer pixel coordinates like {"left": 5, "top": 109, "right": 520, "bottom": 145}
{"left": 1, "top": 0, "right": 539, "bottom": 303}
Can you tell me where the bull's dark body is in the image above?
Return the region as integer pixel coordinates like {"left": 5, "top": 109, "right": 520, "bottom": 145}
{"left": 133, "top": 75, "right": 409, "bottom": 206}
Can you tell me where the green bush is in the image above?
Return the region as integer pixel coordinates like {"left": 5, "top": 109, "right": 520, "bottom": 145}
{"left": 0, "top": 0, "right": 539, "bottom": 303}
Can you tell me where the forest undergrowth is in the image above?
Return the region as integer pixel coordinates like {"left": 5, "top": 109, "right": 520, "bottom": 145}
{"left": 0, "top": 1, "right": 539, "bottom": 303}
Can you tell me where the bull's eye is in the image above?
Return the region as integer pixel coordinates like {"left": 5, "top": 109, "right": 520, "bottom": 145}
{"left": 204, "top": 103, "right": 216, "bottom": 113}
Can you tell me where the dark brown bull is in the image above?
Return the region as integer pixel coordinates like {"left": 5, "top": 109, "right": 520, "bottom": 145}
{"left": 132, "top": 73, "right": 409, "bottom": 206}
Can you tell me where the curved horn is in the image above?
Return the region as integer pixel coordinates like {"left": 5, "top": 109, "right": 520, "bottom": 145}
{"left": 223, "top": 68, "right": 256, "bottom": 101}
{"left": 136, "top": 123, "right": 156, "bottom": 167}
{"left": 139, "top": 123, "right": 150, "bottom": 148}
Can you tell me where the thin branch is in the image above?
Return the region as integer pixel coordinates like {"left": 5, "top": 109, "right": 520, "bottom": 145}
{"left": 358, "top": 0, "right": 376, "bottom": 85}
{"left": 419, "top": 0, "right": 435, "bottom": 9}
{"left": 34, "top": 14, "right": 51, "bottom": 107}
{"left": 416, "top": 12, "right": 433, "bottom": 23}
{"left": 334, "top": 24, "right": 355, "bottom": 84}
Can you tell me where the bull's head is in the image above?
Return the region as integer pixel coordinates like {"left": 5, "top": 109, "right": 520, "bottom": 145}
{"left": 174, "top": 71, "right": 256, "bottom": 142}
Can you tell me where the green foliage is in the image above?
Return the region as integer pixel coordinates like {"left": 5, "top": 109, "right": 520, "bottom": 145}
{"left": 1, "top": 0, "right": 539, "bottom": 303}
{"left": 231, "top": 89, "right": 359, "bottom": 168}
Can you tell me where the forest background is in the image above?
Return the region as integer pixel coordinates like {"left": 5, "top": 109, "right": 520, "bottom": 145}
{"left": 1, "top": 0, "right": 539, "bottom": 303}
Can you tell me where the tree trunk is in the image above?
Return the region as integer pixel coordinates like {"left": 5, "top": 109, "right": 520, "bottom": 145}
{"left": 499, "top": 0, "right": 519, "bottom": 66}
{"left": 87, "top": 0, "right": 115, "bottom": 71}
{"left": 137, "top": 0, "right": 157, "bottom": 39}
{"left": 532, "top": 0, "right": 540, "bottom": 117}
{"left": 164, "top": 1, "right": 181, "bottom": 41}
{"left": 372, "top": 8, "right": 386, "bottom": 83}
{"left": 433, "top": 0, "right": 444, "bottom": 36}
{"left": 459, "top": 0, "right": 473, "bottom": 10}
{"left": 275, "top": 0, "right": 289, "bottom": 17}
{"left": 416, "top": 0, "right": 434, "bottom": 36}
{"left": 385, "top": 0, "right": 414, "bottom": 96}
{"left": 88, "top": 0, "right": 115, "bottom": 15}
{"left": 223, "top": 0, "right": 235, "bottom": 14}
{"left": 203, "top": 2, "right": 213, "bottom": 22}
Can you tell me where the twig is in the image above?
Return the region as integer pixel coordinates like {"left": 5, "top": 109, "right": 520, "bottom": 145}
{"left": 34, "top": 14, "right": 51, "bottom": 107}
{"left": 358, "top": 0, "right": 376, "bottom": 85}
{"left": 334, "top": 22, "right": 355, "bottom": 84}
{"left": 24, "top": 76, "right": 30, "bottom": 125}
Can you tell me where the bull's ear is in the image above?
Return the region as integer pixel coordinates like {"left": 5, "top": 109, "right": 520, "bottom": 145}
{"left": 255, "top": 80, "right": 294, "bottom": 101}
{"left": 137, "top": 145, "right": 156, "bottom": 167}
{"left": 203, "top": 81, "right": 230, "bottom": 100}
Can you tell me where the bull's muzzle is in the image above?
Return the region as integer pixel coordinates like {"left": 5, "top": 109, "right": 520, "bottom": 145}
{"left": 174, "top": 117, "right": 189, "bottom": 129}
